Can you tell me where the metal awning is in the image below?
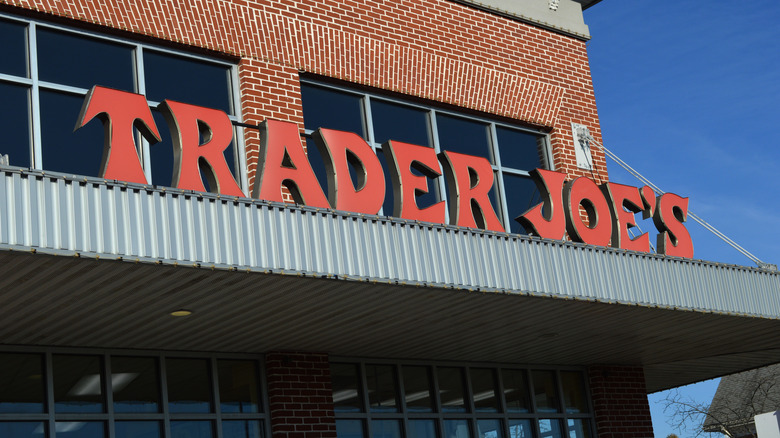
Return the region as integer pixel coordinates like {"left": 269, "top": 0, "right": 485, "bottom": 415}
{"left": 0, "top": 168, "right": 778, "bottom": 392}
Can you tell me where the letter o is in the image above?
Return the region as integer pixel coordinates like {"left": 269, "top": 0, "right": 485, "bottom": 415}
{"left": 564, "top": 177, "right": 612, "bottom": 246}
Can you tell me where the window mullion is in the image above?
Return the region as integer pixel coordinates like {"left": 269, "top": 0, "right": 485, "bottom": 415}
{"left": 28, "top": 22, "right": 43, "bottom": 169}
{"left": 427, "top": 110, "right": 448, "bottom": 224}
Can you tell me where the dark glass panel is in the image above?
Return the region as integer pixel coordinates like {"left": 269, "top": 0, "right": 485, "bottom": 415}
{"left": 538, "top": 419, "right": 563, "bottom": 438}
{"left": 53, "top": 355, "right": 104, "bottom": 413}
{"left": 443, "top": 420, "right": 471, "bottom": 438}
{"left": 366, "top": 364, "right": 398, "bottom": 413}
{"left": 0, "top": 82, "right": 31, "bottom": 168}
{"left": 437, "top": 367, "right": 467, "bottom": 413}
{"left": 0, "top": 19, "right": 27, "bottom": 77}
{"left": 218, "top": 360, "right": 260, "bottom": 413}
{"left": 377, "top": 150, "right": 394, "bottom": 216}
{"left": 331, "top": 363, "right": 363, "bottom": 413}
{"left": 470, "top": 368, "right": 499, "bottom": 413}
{"left": 477, "top": 419, "right": 504, "bottom": 438}
{"left": 436, "top": 114, "right": 491, "bottom": 161}
{"left": 371, "top": 99, "right": 429, "bottom": 146}
{"left": 111, "top": 356, "right": 160, "bottom": 413}
{"left": 144, "top": 51, "right": 232, "bottom": 114}
{"left": 149, "top": 111, "right": 238, "bottom": 190}
{"left": 507, "top": 420, "right": 532, "bottom": 438}
{"left": 0, "top": 422, "right": 44, "bottom": 438}
{"left": 501, "top": 174, "right": 541, "bottom": 234}
{"left": 300, "top": 83, "right": 364, "bottom": 136}
{"left": 170, "top": 421, "right": 213, "bottom": 438}
{"left": 0, "top": 353, "right": 44, "bottom": 413}
{"left": 401, "top": 365, "right": 434, "bottom": 413}
{"left": 495, "top": 127, "right": 543, "bottom": 170}
{"left": 566, "top": 419, "right": 591, "bottom": 438}
{"left": 166, "top": 358, "right": 213, "bottom": 413}
{"left": 37, "top": 28, "right": 133, "bottom": 91}
{"left": 371, "top": 420, "right": 401, "bottom": 438}
{"left": 532, "top": 371, "right": 560, "bottom": 413}
{"left": 407, "top": 420, "right": 436, "bottom": 438}
{"left": 335, "top": 419, "right": 364, "bottom": 438}
{"left": 40, "top": 90, "right": 103, "bottom": 177}
{"left": 304, "top": 135, "right": 334, "bottom": 204}
{"left": 222, "top": 420, "right": 263, "bottom": 438}
{"left": 115, "top": 421, "right": 161, "bottom": 438}
{"left": 55, "top": 422, "right": 105, "bottom": 438}
{"left": 561, "top": 371, "right": 588, "bottom": 414}
{"left": 501, "top": 369, "right": 530, "bottom": 413}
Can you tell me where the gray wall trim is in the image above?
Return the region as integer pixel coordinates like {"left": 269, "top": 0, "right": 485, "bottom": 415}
{"left": 1, "top": 168, "right": 778, "bottom": 318}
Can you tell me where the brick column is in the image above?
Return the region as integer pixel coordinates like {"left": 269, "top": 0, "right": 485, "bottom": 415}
{"left": 265, "top": 352, "right": 337, "bottom": 438}
{"left": 588, "top": 365, "right": 654, "bottom": 438}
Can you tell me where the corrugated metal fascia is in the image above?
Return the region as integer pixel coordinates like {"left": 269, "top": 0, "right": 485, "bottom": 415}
{"left": 0, "top": 168, "right": 778, "bottom": 318}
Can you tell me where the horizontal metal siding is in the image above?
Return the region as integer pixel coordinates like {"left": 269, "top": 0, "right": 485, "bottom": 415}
{"left": 1, "top": 169, "right": 778, "bottom": 318}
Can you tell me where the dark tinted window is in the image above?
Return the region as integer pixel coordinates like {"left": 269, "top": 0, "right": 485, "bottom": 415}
{"left": 144, "top": 51, "right": 232, "bottom": 114}
{"left": 53, "top": 355, "right": 105, "bottom": 413}
{"left": 37, "top": 27, "right": 134, "bottom": 91}
{"left": 112, "top": 356, "right": 161, "bottom": 413}
{"left": 0, "top": 353, "right": 45, "bottom": 413}
{"left": 371, "top": 100, "right": 429, "bottom": 146}
{"left": 301, "top": 84, "right": 364, "bottom": 137}
{"left": 166, "top": 358, "right": 213, "bottom": 413}
{"left": 0, "top": 19, "right": 27, "bottom": 77}
{"left": 496, "top": 126, "right": 543, "bottom": 170}
{"left": 0, "top": 82, "right": 31, "bottom": 168}
{"left": 40, "top": 90, "right": 104, "bottom": 177}
{"left": 502, "top": 174, "right": 541, "bottom": 234}
{"left": 436, "top": 114, "right": 491, "bottom": 161}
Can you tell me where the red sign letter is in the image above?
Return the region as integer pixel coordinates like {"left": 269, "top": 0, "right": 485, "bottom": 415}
{"left": 158, "top": 100, "right": 244, "bottom": 197}
{"left": 75, "top": 86, "right": 160, "bottom": 184}
{"left": 381, "top": 140, "right": 445, "bottom": 223}
{"left": 312, "top": 128, "right": 385, "bottom": 214}
{"left": 439, "top": 151, "right": 504, "bottom": 232}
{"left": 564, "top": 176, "right": 612, "bottom": 246}
{"left": 602, "top": 182, "right": 650, "bottom": 252}
{"left": 516, "top": 169, "right": 567, "bottom": 239}
{"left": 253, "top": 120, "right": 329, "bottom": 208}
{"left": 653, "top": 193, "right": 694, "bottom": 258}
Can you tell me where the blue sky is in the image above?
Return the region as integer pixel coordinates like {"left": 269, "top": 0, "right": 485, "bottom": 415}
{"left": 584, "top": 0, "right": 780, "bottom": 436}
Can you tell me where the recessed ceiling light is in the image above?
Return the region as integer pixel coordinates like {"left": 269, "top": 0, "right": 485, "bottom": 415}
{"left": 170, "top": 309, "right": 192, "bottom": 317}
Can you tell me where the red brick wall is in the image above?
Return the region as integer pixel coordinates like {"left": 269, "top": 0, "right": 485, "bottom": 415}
{"left": 1, "top": 0, "right": 608, "bottom": 188}
{"left": 588, "top": 365, "right": 655, "bottom": 438}
{"left": 265, "top": 352, "right": 337, "bottom": 438}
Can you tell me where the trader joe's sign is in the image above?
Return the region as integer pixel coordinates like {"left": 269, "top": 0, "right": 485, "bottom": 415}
{"left": 76, "top": 85, "right": 693, "bottom": 258}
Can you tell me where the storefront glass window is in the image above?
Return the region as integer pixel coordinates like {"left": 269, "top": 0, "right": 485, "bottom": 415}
{"left": 111, "top": 356, "right": 161, "bottom": 413}
{"left": 532, "top": 370, "right": 560, "bottom": 413}
{"left": 218, "top": 360, "right": 261, "bottom": 414}
{"left": 53, "top": 355, "right": 105, "bottom": 413}
{"left": 438, "top": 367, "right": 468, "bottom": 413}
{"left": 560, "top": 372, "right": 588, "bottom": 414}
{"left": 0, "top": 353, "right": 45, "bottom": 413}
{"left": 0, "top": 350, "right": 267, "bottom": 438}
{"left": 372, "top": 419, "right": 402, "bottom": 438}
{"left": 470, "top": 368, "right": 500, "bottom": 413}
{"left": 115, "top": 421, "right": 162, "bottom": 438}
{"left": 170, "top": 421, "right": 214, "bottom": 438}
{"left": 502, "top": 369, "right": 530, "bottom": 413}
{"left": 166, "top": 358, "right": 213, "bottom": 413}
{"left": 331, "top": 363, "right": 364, "bottom": 413}
{"left": 0, "top": 82, "right": 31, "bottom": 168}
{"left": 334, "top": 361, "right": 593, "bottom": 438}
{"left": 55, "top": 421, "right": 106, "bottom": 438}
{"left": 366, "top": 364, "right": 399, "bottom": 413}
{"left": 371, "top": 99, "right": 430, "bottom": 146}
{"left": 222, "top": 420, "right": 263, "bottom": 438}
{"left": 402, "top": 365, "right": 434, "bottom": 413}
{"left": 144, "top": 50, "right": 233, "bottom": 113}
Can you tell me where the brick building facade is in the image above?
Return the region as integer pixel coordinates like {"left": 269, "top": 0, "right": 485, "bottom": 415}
{"left": 1, "top": 1, "right": 779, "bottom": 438}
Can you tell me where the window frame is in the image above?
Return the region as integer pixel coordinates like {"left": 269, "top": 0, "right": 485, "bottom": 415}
{"left": 330, "top": 358, "right": 596, "bottom": 438}
{"left": 299, "top": 78, "right": 554, "bottom": 232}
{"left": 0, "top": 13, "right": 248, "bottom": 192}
{"left": 0, "top": 346, "right": 270, "bottom": 438}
